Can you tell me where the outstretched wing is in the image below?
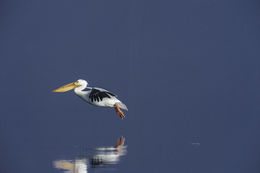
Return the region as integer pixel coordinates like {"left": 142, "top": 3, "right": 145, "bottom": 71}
{"left": 89, "top": 88, "right": 116, "bottom": 102}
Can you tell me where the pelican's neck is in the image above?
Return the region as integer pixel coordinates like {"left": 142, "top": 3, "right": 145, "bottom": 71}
{"left": 74, "top": 84, "right": 88, "bottom": 93}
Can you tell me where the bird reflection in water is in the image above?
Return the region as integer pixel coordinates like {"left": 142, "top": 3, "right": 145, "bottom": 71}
{"left": 53, "top": 136, "right": 126, "bottom": 173}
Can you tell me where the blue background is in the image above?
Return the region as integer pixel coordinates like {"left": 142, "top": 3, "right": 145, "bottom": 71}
{"left": 1, "top": 0, "right": 260, "bottom": 172}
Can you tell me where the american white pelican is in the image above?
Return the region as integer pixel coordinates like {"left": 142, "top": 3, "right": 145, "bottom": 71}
{"left": 52, "top": 79, "right": 128, "bottom": 119}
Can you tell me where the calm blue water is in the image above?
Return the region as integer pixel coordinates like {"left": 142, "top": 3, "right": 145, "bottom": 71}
{"left": 1, "top": 0, "right": 260, "bottom": 173}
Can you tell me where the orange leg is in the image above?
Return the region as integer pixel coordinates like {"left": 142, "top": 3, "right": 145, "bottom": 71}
{"left": 114, "top": 103, "right": 125, "bottom": 119}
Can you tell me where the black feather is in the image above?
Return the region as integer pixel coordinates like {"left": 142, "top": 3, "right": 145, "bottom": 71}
{"left": 89, "top": 89, "right": 114, "bottom": 103}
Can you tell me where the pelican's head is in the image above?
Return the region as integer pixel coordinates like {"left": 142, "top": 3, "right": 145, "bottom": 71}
{"left": 52, "top": 79, "right": 88, "bottom": 92}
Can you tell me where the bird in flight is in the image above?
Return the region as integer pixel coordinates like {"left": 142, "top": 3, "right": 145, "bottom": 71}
{"left": 52, "top": 79, "right": 128, "bottom": 119}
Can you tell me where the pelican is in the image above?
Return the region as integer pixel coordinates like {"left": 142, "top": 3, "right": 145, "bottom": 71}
{"left": 52, "top": 79, "right": 128, "bottom": 119}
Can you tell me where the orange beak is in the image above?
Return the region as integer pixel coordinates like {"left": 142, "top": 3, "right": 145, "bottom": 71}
{"left": 52, "top": 82, "right": 79, "bottom": 92}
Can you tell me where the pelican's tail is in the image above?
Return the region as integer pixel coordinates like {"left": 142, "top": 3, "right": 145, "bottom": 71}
{"left": 116, "top": 102, "right": 128, "bottom": 111}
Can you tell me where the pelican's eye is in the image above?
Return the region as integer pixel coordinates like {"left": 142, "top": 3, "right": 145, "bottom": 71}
{"left": 74, "top": 81, "right": 79, "bottom": 85}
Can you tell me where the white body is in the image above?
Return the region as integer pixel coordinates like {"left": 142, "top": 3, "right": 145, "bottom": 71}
{"left": 74, "top": 88, "right": 120, "bottom": 107}
{"left": 73, "top": 80, "right": 128, "bottom": 111}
